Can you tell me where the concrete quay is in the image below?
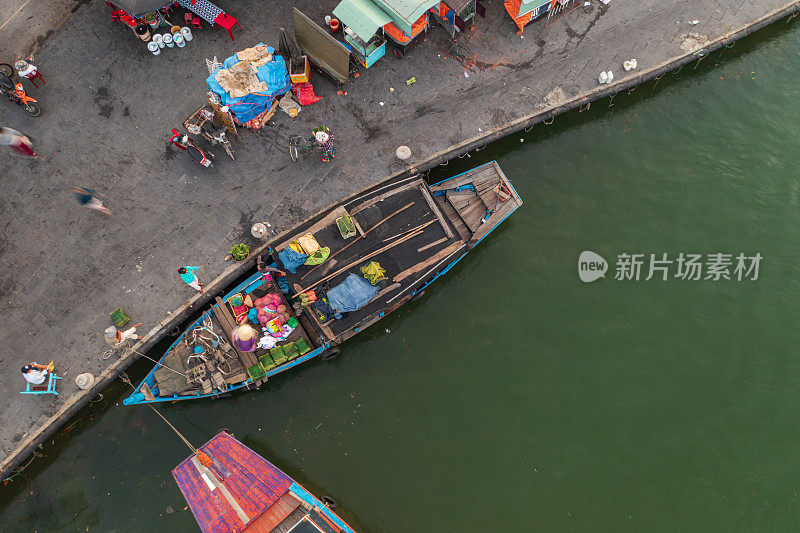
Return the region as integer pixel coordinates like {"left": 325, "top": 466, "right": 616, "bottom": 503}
{"left": 1, "top": 0, "right": 797, "bottom": 479}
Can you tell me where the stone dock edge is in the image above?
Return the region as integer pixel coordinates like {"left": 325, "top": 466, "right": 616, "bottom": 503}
{"left": 2, "top": 1, "right": 798, "bottom": 480}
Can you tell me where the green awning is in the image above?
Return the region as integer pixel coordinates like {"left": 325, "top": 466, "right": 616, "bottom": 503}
{"left": 372, "top": 0, "right": 439, "bottom": 35}
{"left": 333, "top": 0, "right": 392, "bottom": 41}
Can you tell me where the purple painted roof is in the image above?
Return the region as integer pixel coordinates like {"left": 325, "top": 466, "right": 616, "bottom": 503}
{"left": 172, "top": 432, "right": 294, "bottom": 533}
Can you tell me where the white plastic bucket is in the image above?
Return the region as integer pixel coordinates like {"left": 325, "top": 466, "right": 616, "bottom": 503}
{"left": 181, "top": 26, "right": 193, "bottom": 41}
{"left": 152, "top": 33, "right": 164, "bottom": 48}
{"left": 174, "top": 34, "right": 185, "bottom": 47}
{"left": 163, "top": 34, "right": 174, "bottom": 47}
{"left": 147, "top": 41, "right": 161, "bottom": 55}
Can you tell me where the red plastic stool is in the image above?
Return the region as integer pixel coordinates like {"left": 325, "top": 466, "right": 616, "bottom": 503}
{"left": 184, "top": 12, "right": 193, "bottom": 24}
{"left": 214, "top": 12, "right": 242, "bottom": 41}
{"left": 192, "top": 16, "right": 203, "bottom": 29}
{"left": 25, "top": 71, "right": 45, "bottom": 88}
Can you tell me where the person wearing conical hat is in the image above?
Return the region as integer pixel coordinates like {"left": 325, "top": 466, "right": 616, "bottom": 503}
{"left": 104, "top": 324, "right": 142, "bottom": 347}
{"left": 313, "top": 126, "right": 334, "bottom": 163}
{"left": 232, "top": 323, "right": 257, "bottom": 352}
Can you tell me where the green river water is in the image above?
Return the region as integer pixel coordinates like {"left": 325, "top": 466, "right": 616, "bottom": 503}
{"left": 3, "top": 20, "right": 800, "bottom": 532}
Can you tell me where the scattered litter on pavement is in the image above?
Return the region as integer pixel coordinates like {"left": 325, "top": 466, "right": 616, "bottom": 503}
{"left": 406, "top": 76, "right": 416, "bottom": 85}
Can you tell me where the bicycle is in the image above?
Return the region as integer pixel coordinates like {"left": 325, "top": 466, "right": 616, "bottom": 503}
{"left": 288, "top": 134, "right": 319, "bottom": 162}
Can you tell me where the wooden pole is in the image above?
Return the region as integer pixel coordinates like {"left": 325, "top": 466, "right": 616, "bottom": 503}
{"left": 300, "top": 202, "right": 415, "bottom": 280}
{"left": 382, "top": 219, "right": 435, "bottom": 242}
{"left": 293, "top": 227, "right": 426, "bottom": 298}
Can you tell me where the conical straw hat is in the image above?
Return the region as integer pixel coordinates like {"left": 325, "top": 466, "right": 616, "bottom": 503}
{"left": 237, "top": 324, "right": 255, "bottom": 341}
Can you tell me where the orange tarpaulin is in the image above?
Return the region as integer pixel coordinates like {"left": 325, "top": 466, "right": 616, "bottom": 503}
{"left": 504, "top": 0, "right": 540, "bottom": 32}
{"left": 383, "top": 12, "right": 428, "bottom": 44}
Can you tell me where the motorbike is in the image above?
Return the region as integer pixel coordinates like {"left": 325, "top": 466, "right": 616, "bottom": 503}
{"left": 188, "top": 107, "right": 234, "bottom": 160}
{"left": 170, "top": 129, "right": 214, "bottom": 168}
{"left": 0, "top": 63, "right": 41, "bottom": 117}
{"left": 200, "top": 120, "right": 234, "bottom": 160}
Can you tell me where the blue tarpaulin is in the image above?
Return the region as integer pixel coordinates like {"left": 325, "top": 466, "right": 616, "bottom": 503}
{"left": 327, "top": 273, "right": 380, "bottom": 313}
{"left": 278, "top": 247, "right": 309, "bottom": 274}
{"left": 206, "top": 44, "right": 291, "bottom": 123}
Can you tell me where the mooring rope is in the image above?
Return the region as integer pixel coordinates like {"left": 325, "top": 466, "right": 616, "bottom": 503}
{"left": 147, "top": 405, "right": 196, "bottom": 453}
{"left": 116, "top": 372, "right": 197, "bottom": 453}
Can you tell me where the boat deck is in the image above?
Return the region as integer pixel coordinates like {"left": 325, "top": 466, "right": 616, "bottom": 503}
{"left": 430, "top": 160, "right": 523, "bottom": 246}
{"left": 173, "top": 432, "right": 354, "bottom": 533}
{"left": 280, "top": 178, "right": 469, "bottom": 344}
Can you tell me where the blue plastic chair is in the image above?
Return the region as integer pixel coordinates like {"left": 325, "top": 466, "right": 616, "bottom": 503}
{"left": 21, "top": 373, "right": 60, "bottom": 396}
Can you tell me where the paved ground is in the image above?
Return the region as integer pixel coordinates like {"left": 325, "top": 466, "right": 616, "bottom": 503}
{"left": 0, "top": 0, "right": 796, "bottom": 476}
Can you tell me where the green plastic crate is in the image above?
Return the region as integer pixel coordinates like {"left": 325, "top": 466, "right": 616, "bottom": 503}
{"left": 258, "top": 354, "right": 277, "bottom": 371}
{"left": 295, "top": 338, "right": 311, "bottom": 356}
{"left": 285, "top": 342, "right": 300, "bottom": 360}
{"left": 247, "top": 363, "right": 266, "bottom": 381}
{"left": 336, "top": 214, "right": 356, "bottom": 239}
{"left": 110, "top": 308, "right": 130, "bottom": 328}
{"left": 270, "top": 346, "right": 284, "bottom": 358}
{"left": 270, "top": 346, "right": 288, "bottom": 366}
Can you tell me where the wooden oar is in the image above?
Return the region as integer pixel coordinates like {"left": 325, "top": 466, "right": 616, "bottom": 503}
{"left": 300, "top": 201, "right": 415, "bottom": 280}
{"left": 292, "top": 226, "right": 427, "bottom": 298}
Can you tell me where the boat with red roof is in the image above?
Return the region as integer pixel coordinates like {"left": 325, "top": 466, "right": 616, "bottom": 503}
{"left": 172, "top": 431, "right": 355, "bottom": 533}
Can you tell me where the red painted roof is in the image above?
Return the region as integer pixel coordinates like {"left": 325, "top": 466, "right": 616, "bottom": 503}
{"left": 172, "top": 432, "right": 294, "bottom": 533}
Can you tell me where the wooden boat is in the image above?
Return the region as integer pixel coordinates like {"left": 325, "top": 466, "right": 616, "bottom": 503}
{"left": 123, "top": 161, "right": 521, "bottom": 405}
{"left": 173, "top": 431, "right": 356, "bottom": 533}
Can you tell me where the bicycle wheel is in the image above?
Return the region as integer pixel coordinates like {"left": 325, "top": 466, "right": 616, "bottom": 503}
{"left": 289, "top": 144, "right": 299, "bottom": 162}
{"left": 0, "top": 63, "right": 13, "bottom": 77}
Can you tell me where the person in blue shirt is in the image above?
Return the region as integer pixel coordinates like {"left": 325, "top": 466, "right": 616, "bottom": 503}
{"left": 179, "top": 266, "right": 204, "bottom": 292}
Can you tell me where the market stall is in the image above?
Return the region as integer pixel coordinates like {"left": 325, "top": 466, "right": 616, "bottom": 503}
{"left": 373, "top": 0, "right": 438, "bottom": 57}
{"left": 333, "top": 0, "right": 391, "bottom": 68}
{"left": 430, "top": 0, "right": 482, "bottom": 37}
{"left": 105, "top": 0, "right": 239, "bottom": 47}
{"left": 504, "top": 0, "right": 550, "bottom": 32}
{"left": 504, "top": 0, "right": 580, "bottom": 32}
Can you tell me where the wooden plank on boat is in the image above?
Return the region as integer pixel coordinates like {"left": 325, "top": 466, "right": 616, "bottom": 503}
{"left": 243, "top": 491, "right": 303, "bottom": 533}
{"left": 417, "top": 236, "right": 448, "bottom": 253}
{"left": 480, "top": 187, "right": 498, "bottom": 213}
{"left": 418, "top": 185, "right": 454, "bottom": 239}
{"left": 393, "top": 242, "right": 466, "bottom": 283}
{"left": 374, "top": 282, "right": 401, "bottom": 299}
{"left": 350, "top": 179, "right": 423, "bottom": 214}
{"left": 223, "top": 371, "right": 247, "bottom": 385}
{"left": 275, "top": 205, "right": 349, "bottom": 252}
{"left": 494, "top": 161, "right": 523, "bottom": 204}
{"left": 446, "top": 190, "right": 475, "bottom": 211}
{"left": 353, "top": 217, "right": 366, "bottom": 237}
{"left": 436, "top": 197, "right": 470, "bottom": 241}
{"left": 468, "top": 196, "right": 519, "bottom": 245}
{"left": 271, "top": 507, "right": 309, "bottom": 533}
{"left": 429, "top": 163, "right": 500, "bottom": 192}
{"left": 140, "top": 382, "right": 156, "bottom": 401}
{"left": 460, "top": 202, "right": 486, "bottom": 232}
